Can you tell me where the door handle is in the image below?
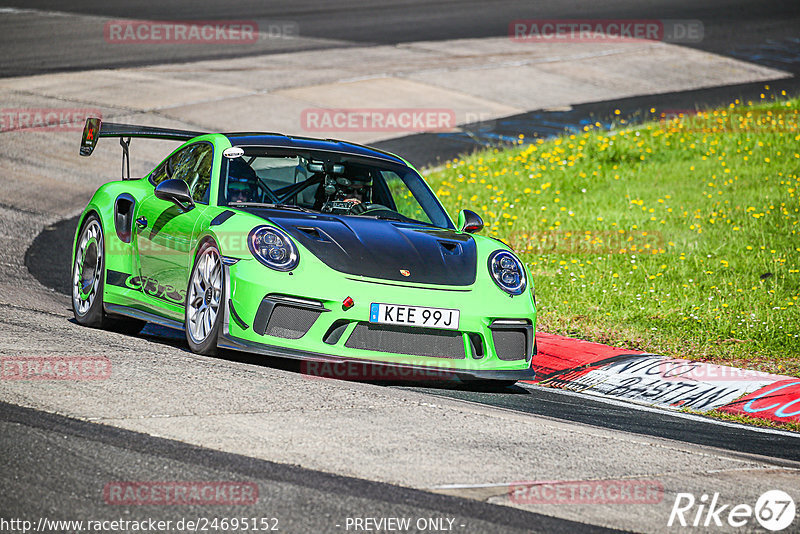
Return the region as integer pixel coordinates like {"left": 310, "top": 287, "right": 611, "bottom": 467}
{"left": 135, "top": 217, "right": 148, "bottom": 229}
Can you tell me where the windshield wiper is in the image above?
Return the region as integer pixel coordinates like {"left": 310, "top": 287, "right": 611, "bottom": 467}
{"left": 229, "top": 202, "right": 318, "bottom": 213}
{"left": 360, "top": 214, "right": 404, "bottom": 222}
{"left": 275, "top": 203, "right": 318, "bottom": 213}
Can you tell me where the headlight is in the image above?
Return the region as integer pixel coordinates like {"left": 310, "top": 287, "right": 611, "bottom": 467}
{"left": 248, "top": 226, "right": 299, "bottom": 271}
{"left": 488, "top": 250, "right": 526, "bottom": 295}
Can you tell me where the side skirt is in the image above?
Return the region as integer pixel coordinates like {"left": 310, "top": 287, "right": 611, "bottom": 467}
{"left": 104, "top": 303, "right": 185, "bottom": 332}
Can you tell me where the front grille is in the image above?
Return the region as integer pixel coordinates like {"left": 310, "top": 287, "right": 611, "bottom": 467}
{"left": 344, "top": 323, "right": 465, "bottom": 359}
{"left": 265, "top": 304, "right": 320, "bottom": 339}
{"left": 491, "top": 329, "right": 528, "bottom": 361}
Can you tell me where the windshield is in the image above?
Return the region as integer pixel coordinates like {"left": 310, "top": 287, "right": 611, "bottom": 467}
{"left": 218, "top": 147, "right": 454, "bottom": 229}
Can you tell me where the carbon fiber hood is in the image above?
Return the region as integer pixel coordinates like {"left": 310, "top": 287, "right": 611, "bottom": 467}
{"left": 242, "top": 208, "right": 477, "bottom": 286}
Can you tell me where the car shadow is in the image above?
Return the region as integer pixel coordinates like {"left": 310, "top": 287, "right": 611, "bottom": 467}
{"left": 75, "top": 318, "right": 529, "bottom": 394}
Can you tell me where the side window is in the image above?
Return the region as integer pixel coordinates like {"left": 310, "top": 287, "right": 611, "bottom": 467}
{"left": 171, "top": 143, "right": 213, "bottom": 203}
{"left": 149, "top": 159, "right": 170, "bottom": 186}
{"left": 149, "top": 143, "right": 214, "bottom": 203}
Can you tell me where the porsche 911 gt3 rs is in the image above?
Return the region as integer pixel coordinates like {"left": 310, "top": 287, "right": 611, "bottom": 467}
{"left": 72, "top": 118, "right": 536, "bottom": 382}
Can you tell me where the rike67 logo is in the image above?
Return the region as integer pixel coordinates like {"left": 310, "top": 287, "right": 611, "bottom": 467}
{"left": 669, "top": 490, "right": 796, "bottom": 531}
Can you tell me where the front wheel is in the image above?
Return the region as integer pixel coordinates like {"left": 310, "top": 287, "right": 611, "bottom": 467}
{"left": 185, "top": 241, "right": 224, "bottom": 355}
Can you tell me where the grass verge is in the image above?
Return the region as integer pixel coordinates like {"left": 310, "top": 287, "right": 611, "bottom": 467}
{"left": 425, "top": 91, "right": 800, "bottom": 376}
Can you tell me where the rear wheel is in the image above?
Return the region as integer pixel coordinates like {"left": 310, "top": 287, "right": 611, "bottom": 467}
{"left": 72, "top": 216, "right": 105, "bottom": 326}
{"left": 185, "top": 241, "right": 224, "bottom": 355}
{"left": 72, "top": 214, "right": 145, "bottom": 334}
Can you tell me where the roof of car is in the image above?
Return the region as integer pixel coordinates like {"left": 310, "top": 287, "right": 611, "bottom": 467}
{"left": 224, "top": 133, "right": 406, "bottom": 166}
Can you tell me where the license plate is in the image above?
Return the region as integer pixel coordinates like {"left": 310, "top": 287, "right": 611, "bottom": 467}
{"left": 369, "top": 303, "right": 460, "bottom": 330}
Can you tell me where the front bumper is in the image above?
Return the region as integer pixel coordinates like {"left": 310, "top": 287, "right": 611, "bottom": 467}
{"left": 221, "top": 257, "right": 537, "bottom": 380}
{"left": 218, "top": 332, "right": 535, "bottom": 382}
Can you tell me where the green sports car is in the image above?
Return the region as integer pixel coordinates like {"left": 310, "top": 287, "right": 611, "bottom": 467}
{"left": 72, "top": 118, "right": 536, "bottom": 382}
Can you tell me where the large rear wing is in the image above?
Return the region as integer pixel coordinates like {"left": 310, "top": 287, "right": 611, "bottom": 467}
{"left": 79, "top": 117, "right": 207, "bottom": 179}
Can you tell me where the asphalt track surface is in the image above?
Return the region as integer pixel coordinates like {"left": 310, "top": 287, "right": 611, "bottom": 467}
{"left": 375, "top": 77, "right": 800, "bottom": 167}
{"left": 0, "top": 402, "right": 616, "bottom": 534}
{"left": 22, "top": 216, "right": 800, "bottom": 464}
{"left": 403, "top": 384, "right": 800, "bottom": 464}
{"left": 6, "top": 1, "right": 800, "bottom": 532}
{"left": 1, "top": 0, "right": 800, "bottom": 77}
{"left": 4, "top": 0, "right": 800, "bottom": 167}
{"left": 19, "top": 0, "right": 800, "bottom": 483}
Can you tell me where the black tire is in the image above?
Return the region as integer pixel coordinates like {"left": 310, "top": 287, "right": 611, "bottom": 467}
{"left": 71, "top": 214, "right": 146, "bottom": 335}
{"left": 185, "top": 240, "right": 224, "bottom": 355}
{"left": 71, "top": 215, "right": 106, "bottom": 327}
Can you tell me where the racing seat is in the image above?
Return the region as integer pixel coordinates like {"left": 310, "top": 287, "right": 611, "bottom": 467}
{"left": 226, "top": 159, "right": 259, "bottom": 203}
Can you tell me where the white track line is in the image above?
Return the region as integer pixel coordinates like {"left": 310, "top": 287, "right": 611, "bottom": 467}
{"left": 431, "top": 465, "right": 800, "bottom": 490}
{"left": 0, "top": 7, "right": 73, "bottom": 16}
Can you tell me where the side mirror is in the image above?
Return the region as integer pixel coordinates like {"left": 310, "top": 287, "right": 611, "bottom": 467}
{"left": 457, "top": 209, "right": 484, "bottom": 234}
{"left": 155, "top": 179, "right": 194, "bottom": 211}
